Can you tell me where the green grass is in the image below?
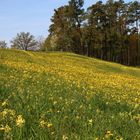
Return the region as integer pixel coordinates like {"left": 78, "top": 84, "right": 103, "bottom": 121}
{"left": 0, "top": 49, "right": 140, "bottom": 140}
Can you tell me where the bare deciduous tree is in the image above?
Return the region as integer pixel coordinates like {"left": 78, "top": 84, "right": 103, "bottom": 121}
{"left": 0, "top": 41, "right": 7, "bottom": 49}
{"left": 11, "top": 32, "right": 37, "bottom": 51}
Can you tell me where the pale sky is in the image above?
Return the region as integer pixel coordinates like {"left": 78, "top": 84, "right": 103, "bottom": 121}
{"left": 0, "top": 0, "right": 131, "bottom": 45}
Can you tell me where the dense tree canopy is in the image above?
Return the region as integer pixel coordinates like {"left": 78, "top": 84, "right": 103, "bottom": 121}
{"left": 45, "top": 0, "right": 140, "bottom": 66}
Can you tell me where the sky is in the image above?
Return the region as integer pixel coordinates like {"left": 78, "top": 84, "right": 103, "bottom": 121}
{"left": 0, "top": 0, "right": 130, "bottom": 45}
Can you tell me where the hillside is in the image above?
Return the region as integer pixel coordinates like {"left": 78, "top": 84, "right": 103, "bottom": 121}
{"left": 0, "top": 49, "right": 140, "bottom": 140}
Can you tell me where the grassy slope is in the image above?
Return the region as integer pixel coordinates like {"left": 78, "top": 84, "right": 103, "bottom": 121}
{"left": 0, "top": 49, "right": 140, "bottom": 140}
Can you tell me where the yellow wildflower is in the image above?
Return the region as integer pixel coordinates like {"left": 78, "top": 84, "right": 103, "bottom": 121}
{"left": 1, "top": 110, "right": 7, "bottom": 117}
{"left": 16, "top": 115, "right": 25, "bottom": 127}
{"left": 0, "top": 125, "right": 5, "bottom": 131}
{"left": 62, "top": 135, "right": 68, "bottom": 140}
{"left": 47, "top": 123, "right": 53, "bottom": 128}
{"left": 105, "top": 130, "right": 113, "bottom": 138}
{"left": 76, "top": 116, "right": 80, "bottom": 119}
{"left": 2, "top": 100, "right": 8, "bottom": 107}
{"left": 40, "top": 120, "right": 47, "bottom": 128}
{"left": 4, "top": 125, "right": 12, "bottom": 133}
{"left": 88, "top": 119, "right": 93, "bottom": 125}
{"left": 40, "top": 120, "right": 53, "bottom": 128}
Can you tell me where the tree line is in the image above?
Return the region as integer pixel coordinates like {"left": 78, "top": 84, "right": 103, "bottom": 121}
{"left": 0, "top": 0, "right": 140, "bottom": 66}
{"left": 45, "top": 0, "right": 140, "bottom": 66}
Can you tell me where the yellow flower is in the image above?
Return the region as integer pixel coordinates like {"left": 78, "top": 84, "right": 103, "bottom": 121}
{"left": 1, "top": 109, "right": 15, "bottom": 118}
{"left": 62, "top": 135, "right": 68, "bottom": 140}
{"left": 51, "top": 131, "right": 55, "bottom": 135}
{"left": 53, "top": 101, "right": 57, "bottom": 105}
{"left": 47, "top": 123, "right": 53, "bottom": 128}
{"left": 116, "top": 137, "right": 123, "bottom": 140}
{"left": 4, "top": 125, "right": 12, "bottom": 133}
{"left": 16, "top": 115, "right": 25, "bottom": 127}
{"left": 105, "top": 130, "right": 113, "bottom": 138}
{"left": 76, "top": 116, "right": 80, "bottom": 119}
{"left": 88, "top": 119, "right": 93, "bottom": 125}
{"left": 40, "top": 120, "right": 47, "bottom": 128}
{"left": 2, "top": 100, "right": 8, "bottom": 107}
{"left": 0, "top": 125, "right": 5, "bottom": 131}
{"left": 40, "top": 120, "right": 53, "bottom": 128}
{"left": 1, "top": 110, "right": 7, "bottom": 117}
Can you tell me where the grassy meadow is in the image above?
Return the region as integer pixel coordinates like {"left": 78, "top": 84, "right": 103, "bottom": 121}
{"left": 0, "top": 49, "right": 140, "bottom": 140}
